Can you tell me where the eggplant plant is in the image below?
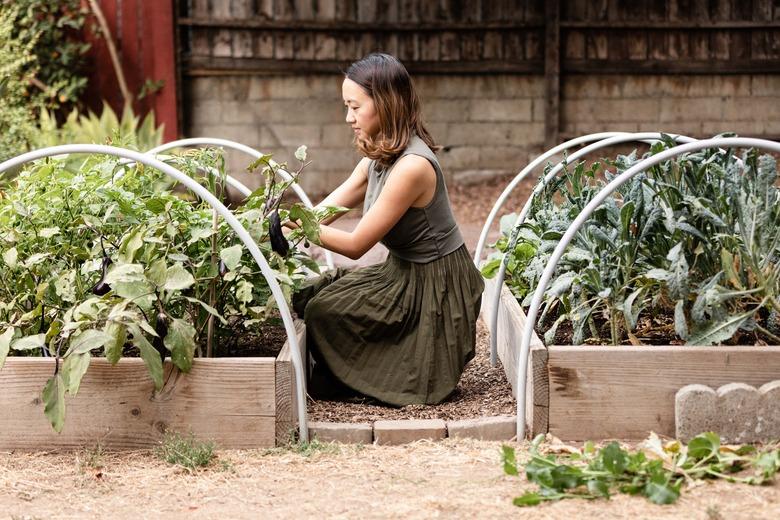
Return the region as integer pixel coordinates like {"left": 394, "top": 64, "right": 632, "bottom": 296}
{"left": 483, "top": 137, "right": 780, "bottom": 346}
{"left": 0, "top": 145, "right": 346, "bottom": 431}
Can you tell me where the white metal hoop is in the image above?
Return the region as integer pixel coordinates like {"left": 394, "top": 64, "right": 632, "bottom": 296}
{"left": 514, "top": 136, "right": 780, "bottom": 439}
{"left": 0, "top": 144, "right": 310, "bottom": 441}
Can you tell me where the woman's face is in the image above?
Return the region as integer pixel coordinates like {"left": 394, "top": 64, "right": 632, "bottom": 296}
{"left": 342, "top": 78, "right": 380, "bottom": 140}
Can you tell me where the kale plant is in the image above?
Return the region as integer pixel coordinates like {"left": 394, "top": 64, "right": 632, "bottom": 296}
{"left": 484, "top": 139, "right": 780, "bottom": 346}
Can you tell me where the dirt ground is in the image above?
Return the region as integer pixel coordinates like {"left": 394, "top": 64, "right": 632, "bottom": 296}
{"left": 1, "top": 437, "right": 778, "bottom": 520}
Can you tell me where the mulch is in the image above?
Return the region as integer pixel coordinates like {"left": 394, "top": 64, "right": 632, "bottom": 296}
{"left": 306, "top": 317, "right": 515, "bottom": 422}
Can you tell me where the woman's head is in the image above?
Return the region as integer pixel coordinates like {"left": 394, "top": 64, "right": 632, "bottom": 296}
{"left": 343, "top": 53, "right": 437, "bottom": 167}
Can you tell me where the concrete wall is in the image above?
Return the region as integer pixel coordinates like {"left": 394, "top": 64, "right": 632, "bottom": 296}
{"left": 183, "top": 73, "right": 780, "bottom": 197}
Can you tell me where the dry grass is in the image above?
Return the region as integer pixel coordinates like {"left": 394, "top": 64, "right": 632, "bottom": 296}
{"left": 1, "top": 438, "right": 779, "bottom": 519}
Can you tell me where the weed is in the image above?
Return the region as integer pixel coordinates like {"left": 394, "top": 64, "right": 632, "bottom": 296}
{"left": 155, "top": 431, "right": 216, "bottom": 471}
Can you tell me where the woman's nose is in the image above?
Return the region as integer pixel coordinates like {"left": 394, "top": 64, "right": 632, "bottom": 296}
{"left": 345, "top": 108, "right": 355, "bottom": 124}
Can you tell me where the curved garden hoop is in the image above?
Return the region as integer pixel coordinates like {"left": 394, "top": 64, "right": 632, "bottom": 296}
{"left": 474, "top": 132, "right": 638, "bottom": 266}
{"left": 0, "top": 144, "right": 310, "bottom": 441}
{"left": 145, "top": 137, "right": 335, "bottom": 270}
{"left": 513, "top": 136, "right": 780, "bottom": 439}
{"left": 488, "top": 133, "right": 697, "bottom": 365}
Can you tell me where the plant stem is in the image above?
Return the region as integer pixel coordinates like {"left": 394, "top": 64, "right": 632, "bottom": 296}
{"left": 87, "top": 0, "right": 132, "bottom": 105}
{"left": 205, "top": 209, "right": 218, "bottom": 358}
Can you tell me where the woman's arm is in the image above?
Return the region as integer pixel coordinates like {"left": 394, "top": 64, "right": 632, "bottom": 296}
{"left": 315, "top": 157, "right": 371, "bottom": 225}
{"left": 317, "top": 155, "right": 435, "bottom": 260}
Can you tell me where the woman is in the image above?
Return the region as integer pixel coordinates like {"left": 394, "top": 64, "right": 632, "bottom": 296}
{"left": 291, "top": 53, "right": 484, "bottom": 406}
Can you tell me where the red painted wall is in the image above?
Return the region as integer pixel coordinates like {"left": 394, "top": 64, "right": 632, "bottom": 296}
{"left": 82, "top": 0, "right": 179, "bottom": 142}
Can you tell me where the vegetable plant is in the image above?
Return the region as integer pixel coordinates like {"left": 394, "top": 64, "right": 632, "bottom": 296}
{"left": 0, "top": 145, "right": 345, "bottom": 431}
{"left": 502, "top": 432, "right": 780, "bottom": 506}
{"left": 483, "top": 138, "right": 780, "bottom": 346}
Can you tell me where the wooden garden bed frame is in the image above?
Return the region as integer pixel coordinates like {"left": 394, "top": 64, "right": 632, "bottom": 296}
{"left": 483, "top": 277, "right": 780, "bottom": 440}
{"left": 0, "top": 320, "right": 305, "bottom": 450}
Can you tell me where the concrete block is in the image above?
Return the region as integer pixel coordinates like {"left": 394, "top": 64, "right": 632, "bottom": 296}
{"left": 723, "top": 98, "right": 780, "bottom": 123}
{"left": 219, "top": 77, "right": 251, "bottom": 102}
{"left": 676, "top": 380, "right": 780, "bottom": 443}
{"left": 320, "top": 124, "right": 354, "bottom": 147}
{"left": 221, "top": 102, "right": 257, "bottom": 125}
{"left": 675, "top": 384, "right": 718, "bottom": 442}
{"left": 717, "top": 382, "right": 760, "bottom": 443}
{"left": 308, "top": 421, "right": 373, "bottom": 444}
{"left": 469, "top": 99, "right": 532, "bottom": 122}
{"left": 373, "top": 419, "right": 447, "bottom": 445}
{"left": 751, "top": 75, "right": 780, "bottom": 96}
{"left": 266, "top": 124, "right": 322, "bottom": 147}
{"left": 424, "top": 100, "right": 471, "bottom": 123}
{"left": 189, "top": 102, "right": 224, "bottom": 127}
{"left": 447, "top": 415, "right": 517, "bottom": 441}
{"left": 659, "top": 97, "right": 725, "bottom": 123}
{"left": 758, "top": 381, "right": 780, "bottom": 439}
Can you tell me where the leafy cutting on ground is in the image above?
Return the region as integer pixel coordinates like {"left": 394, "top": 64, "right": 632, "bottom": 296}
{"left": 502, "top": 432, "right": 780, "bottom": 506}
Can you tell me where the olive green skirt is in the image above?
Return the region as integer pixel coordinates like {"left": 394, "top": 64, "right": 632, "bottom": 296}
{"left": 292, "top": 244, "right": 484, "bottom": 406}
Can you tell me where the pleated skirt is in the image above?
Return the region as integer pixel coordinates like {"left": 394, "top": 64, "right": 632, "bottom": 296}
{"left": 292, "top": 244, "right": 485, "bottom": 406}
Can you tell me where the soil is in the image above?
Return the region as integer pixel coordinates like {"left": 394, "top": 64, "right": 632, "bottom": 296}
{"left": 1, "top": 438, "right": 778, "bottom": 519}
{"left": 307, "top": 317, "right": 514, "bottom": 422}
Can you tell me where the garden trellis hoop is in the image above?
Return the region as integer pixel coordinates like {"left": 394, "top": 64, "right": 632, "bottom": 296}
{"left": 142, "top": 138, "right": 335, "bottom": 270}
{"left": 0, "top": 144, "right": 310, "bottom": 441}
{"left": 513, "top": 136, "right": 780, "bottom": 439}
{"left": 487, "top": 132, "right": 697, "bottom": 366}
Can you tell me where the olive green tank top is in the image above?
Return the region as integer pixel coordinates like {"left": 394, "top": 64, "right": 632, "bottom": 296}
{"left": 363, "top": 135, "right": 464, "bottom": 263}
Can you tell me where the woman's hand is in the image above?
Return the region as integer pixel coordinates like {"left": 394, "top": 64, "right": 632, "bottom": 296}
{"left": 283, "top": 219, "right": 300, "bottom": 230}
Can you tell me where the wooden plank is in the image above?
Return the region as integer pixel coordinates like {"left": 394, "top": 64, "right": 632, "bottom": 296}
{"left": 275, "top": 320, "right": 307, "bottom": 445}
{"left": 176, "top": 17, "right": 542, "bottom": 31}
{"left": 182, "top": 56, "right": 543, "bottom": 75}
{"left": 482, "top": 277, "right": 548, "bottom": 438}
{"left": 544, "top": 0, "right": 560, "bottom": 149}
{"left": 548, "top": 345, "right": 780, "bottom": 440}
{"left": 563, "top": 58, "right": 780, "bottom": 73}
{"left": 0, "top": 358, "right": 276, "bottom": 450}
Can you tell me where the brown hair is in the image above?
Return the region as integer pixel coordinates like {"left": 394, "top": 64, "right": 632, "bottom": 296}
{"left": 345, "top": 53, "right": 438, "bottom": 168}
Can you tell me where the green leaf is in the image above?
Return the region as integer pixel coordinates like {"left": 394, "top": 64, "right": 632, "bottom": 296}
{"left": 127, "top": 324, "right": 163, "bottom": 390}
{"left": 185, "top": 296, "right": 228, "bottom": 325}
{"left": 294, "top": 145, "right": 307, "bottom": 162}
{"left": 42, "top": 374, "right": 66, "bottom": 433}
{"left": 164, "top": 262, "right": 196, "bottom": 291}
{"left": 3, "top": 247, "right": 18, "bottom": 268}
{"left": 62, "top": 352, "right": 90, "bottom": 395}
{"left": 501, "top": 445, "right": 519, "bottom": 476}
{"left": 480, "top": 258, "right": 501, "bottom": 279}
{"left": 11, "top": 334, "right": 47, "bottom": 351}
{"left": 644, "top": 481, "right": 680, "bottom": 505}
{"left": 164, "top": 318, "right": 197, "bottom": 373}
{"left": 512, "top": 492, "right": 543, "bottom": 507}
{"left": 220, "top": 244, "right": 243, "bottom": 271}
{"left": 147, "top": 258, "right": 167, "bottom": 288}
{"left": 103, "top": 321, "right": 126, "bottom": 364}
{"left": 674, "top": 300, "right": 689, "bottom": 340}
{"left": 64, "top": 329, "right": 112, "bottom": 357}
{"left": 118, "top": 227, "right": 145, "bottom": 263}
{"left": 104, "top": 263, "right": 145, "bottom": 284}
{"left": 686, "top": 311, "right": 753, "bottom": 346}
{"left": 587, "top": 479, "right": 610, "bottom": 497}
{"left": 687, "top": 432, "right": 721, "bottom": 460}
{"left": 236, "top": 279, "right": 254, "bottom": 303}
{"left": 289, "top": 204, "right": 320, "bottom": 244}
{"left": 0, "top": 327, "right": 14, "bottom": 369}
{"left": 601, "top": 442, "right": 627, "bottom": 475}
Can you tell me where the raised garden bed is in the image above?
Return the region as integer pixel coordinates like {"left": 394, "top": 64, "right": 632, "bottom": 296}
{"left": 484, "top": 277, "right": 780, "bottom": 440}
{"left": 0, "top": 320, "right": 305, "bottom": 450}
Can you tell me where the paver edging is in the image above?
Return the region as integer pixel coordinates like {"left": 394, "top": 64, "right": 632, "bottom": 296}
{"left": 306, "top": 415, "right": 518, "bottom": 445}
